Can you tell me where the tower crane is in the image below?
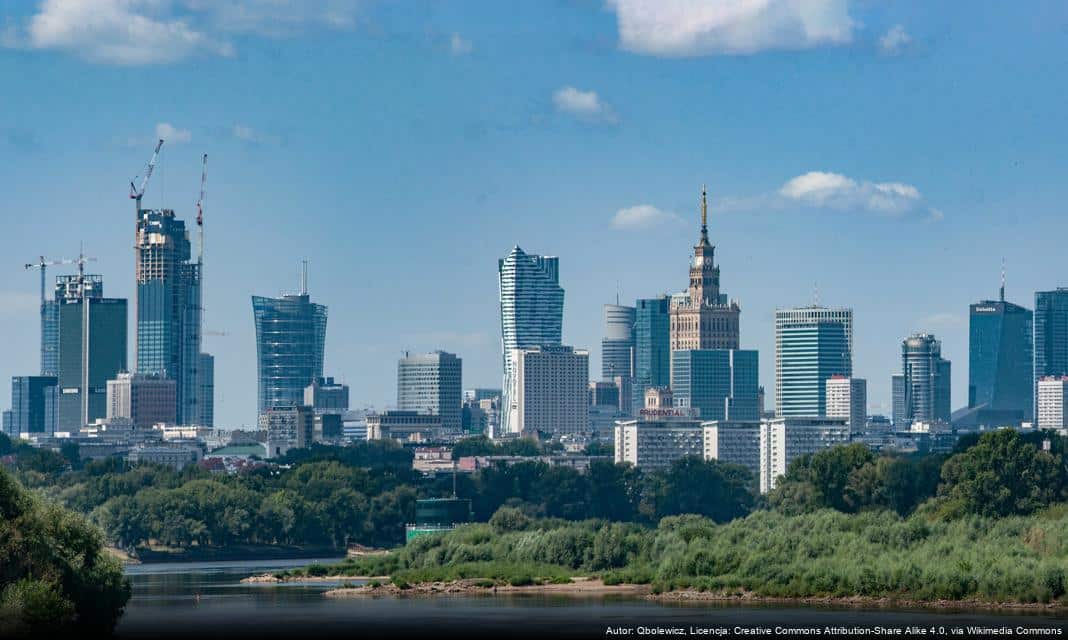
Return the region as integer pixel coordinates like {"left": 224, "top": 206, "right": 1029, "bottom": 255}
{"left": 24, "top": 256, "right": 67, "bottom": 310}
{"left": 129, "top": 138, "right": 164, "bottom": 215}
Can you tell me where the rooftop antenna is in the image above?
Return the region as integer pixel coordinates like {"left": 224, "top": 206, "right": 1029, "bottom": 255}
{"left": 300, "top": 260, "right": 309, "bottom": 296}
{"left": 1000, "top": 257, "right": 1006, "bottom": 302}
{"left": 813, "top": 281, "right": 820, "bottom": 307}
{"left": 699, "top": 184, "right": 710, "bottom": 245}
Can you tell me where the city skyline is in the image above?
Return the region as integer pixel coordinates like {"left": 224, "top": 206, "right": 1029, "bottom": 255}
{"left": 3, "top": 2, "right": 1068, "bottom": 427}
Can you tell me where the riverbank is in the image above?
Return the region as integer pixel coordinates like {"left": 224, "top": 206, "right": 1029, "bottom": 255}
{"left": 132, "top": 545, "right": 342, "bottom": 564}
{"left": 322, "top": 577, "right": 650, "bottom": 598}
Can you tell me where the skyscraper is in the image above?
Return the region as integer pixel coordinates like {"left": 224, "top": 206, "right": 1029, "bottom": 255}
{"left": 252, "top": 269, "right": 328, "bottom": 414}
{"left": 506, "top": 345, "right": 588, "bottom": 437}
{"left": 41, "top": 297, "right": 59, "bottom": 376}
{"left": 669, "top": 188, "right": 741, "bottom": 351}
{"left": 968, "top": 285, "right": 1033, "bottom": 423}
{"left": 1035, "top": 288, "right": 1068, "bottom": 412}
{"left": 901, "top": 333, "right": 951, "bottom": 424}
{"left": 55, "top": 274, "right": 127, "bottom": 430}
{"left": 397, "top": 351, "right": 462, "bottom": 433}
{"left": 670, "top": 349, "right": 759, "bottom": 421}
{"left": 135, "top": 208, "right": 201, "bottom": 425}
{"left": 10, "top": 376, "right": 57, "bottom": 436}
{"left": 774, "top": 306, "right": 853, "bottom": 417}
{"left": 498, "top": 246, "right": 564, "bottom": 435}
{"left": 632, "top": 296, "right": 671, "bottom": 411}
{"left": 196, "top": 353, "right": 214, "bottom": 427}
{"left": 601, "top": 303, "right": 635, "bottom": 380}
{"left": 891, "top": 374, "right": 907, "bottom": 427}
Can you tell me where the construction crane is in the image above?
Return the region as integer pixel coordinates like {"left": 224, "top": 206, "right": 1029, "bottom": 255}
{"left": 24, "top": 256, "right": 67, "bottom": 310}
{"left": 129, "top": 138, "right": 164, "bottom": 215}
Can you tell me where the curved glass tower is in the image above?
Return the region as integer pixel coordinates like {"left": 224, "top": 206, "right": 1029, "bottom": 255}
{"left": 252, "top": 289, "right": 327, "bottom": 414}
{"left": 498, "top": 246, "right": 564, "bottom": 435}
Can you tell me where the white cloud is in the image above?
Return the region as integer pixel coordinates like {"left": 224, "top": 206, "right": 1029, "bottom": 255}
{"left": 449, "top": 33, "right": 473, "bottom": 56}
{"left": 611, "top": 204, "right": 682, "bottom": 230}
{"left": 605, "top": 0, "right": 855, "bottom": 57}
{"left": 3, "top": 0, "right": 359, "bottom": 65}
{"left": 552, "top": 86, "right": 617, "bottom": 123}
{"left": 778, "top": 171, "right": 936, "bottom": 217}
{"left": 879, "top": 24, "right": 911, "bottom": 56}
{"left": 156, "top": 122, "right": 191, "bottom": 143}
{"left": 233, "top": 123, "right": 279, "bottom": 145}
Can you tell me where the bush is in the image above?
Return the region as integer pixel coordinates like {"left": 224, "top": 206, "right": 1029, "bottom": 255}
{"left": 490, "top": 506, "right": 532, "bottom": 534}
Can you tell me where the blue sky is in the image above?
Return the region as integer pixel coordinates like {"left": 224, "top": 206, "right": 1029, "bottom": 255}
{"left": 2, "top": 1, "right": 1067, "bottom": 428}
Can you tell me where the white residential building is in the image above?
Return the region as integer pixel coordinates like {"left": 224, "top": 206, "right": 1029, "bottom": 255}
{"left": 825, "top": 376, "right": 867, "bottom": 434}
{"left": 759, "top": 417, "right": 850, "bottom": 494}
{"left": 1037, "top": 376, "right": 1068, "bottom": 431}
{"left": 702, "top": 420, "right": 761, "bottom": 480}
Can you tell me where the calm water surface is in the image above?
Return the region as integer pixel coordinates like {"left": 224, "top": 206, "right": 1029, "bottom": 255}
{"left": 118, "top": 559, "right": 1068, "bottom": 639}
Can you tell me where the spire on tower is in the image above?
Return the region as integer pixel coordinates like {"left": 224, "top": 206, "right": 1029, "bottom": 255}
{"left": 1000, "top": 257, "right": 1006, "bottom": 302}
{"left": 699, "top": 184, "right": 710, "bottom": 246}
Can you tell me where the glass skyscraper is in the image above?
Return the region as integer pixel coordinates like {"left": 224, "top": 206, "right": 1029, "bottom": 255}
{"left": 968, "top": 290, "right": 1033, "bottom": 422}
{"left": 774, "top": 306, "right": 853, "bottom": 417}
{"left": 397, "top": 351, "right": 463, "bottom": 433}
{"left": 670, "top": 349, "right": 759, "bottom": 421}
{"left": 901, "top": 333, "right": 951, "bottom": 424}
{"left": 10, "top": 376, "right": 57, "bottom": 436}
{"left": 632, "top": 296, "right": 671, "bottom": 413}
{"left": 55, "top": 274, "right": 127, "bottom": 430}
{"left": 1035, "top": 288, "right": 1068, "bottom": 401}
{"left": 498, "top": 246, "right": 564, "bottom": 435}
{"left": 252, "top": 289, "right": 328, "bottom": 414}
{"left": 41, "top": 298, "right": 59, "bottom": 376}
{"left": 601, "top": 303, "right": 635, "bottom": 380}
{"left": 136, "top": 208, "right": 201, "bottom": 425}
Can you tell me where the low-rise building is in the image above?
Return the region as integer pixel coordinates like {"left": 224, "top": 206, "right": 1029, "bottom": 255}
{"left": 126, "top": 442, "right": 203, "bottom": 470}
{"left": 413, "top": 446, "right": 455, "bottom": 474}
{"left": 366, "top": 410, "right": 443, "bottom": 442}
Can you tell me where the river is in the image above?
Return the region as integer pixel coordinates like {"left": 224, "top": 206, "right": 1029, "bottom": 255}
{"left": 118, "top": 559, "right": 1068, "bottom": 639}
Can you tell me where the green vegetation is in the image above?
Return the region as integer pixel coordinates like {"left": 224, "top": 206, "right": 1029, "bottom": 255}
{"left": 0, "top": 468, "right": 130, "bottom": 635}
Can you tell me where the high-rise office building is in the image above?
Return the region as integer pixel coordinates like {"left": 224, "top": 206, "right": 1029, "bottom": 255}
{"left": 891, "top": 374, "right": 907, "bottom": 428}
{"left": 506, "top": 345, "right": 588, "bottom": 437}
{"left": 305, "top": 377, "right": 350, "bottom": 414}
{"left": 55, "top": 274, "right": 127, "bottom": 430}
{"left": 1037, "top": 377, "right": 1068, "bottom": 431}
{"left": 601, "top": 303, "right": 635, "bottom": 380}
{"left": 10, "top": 376, "right": 57, "bottom": 436}
{"left": 135, "top": 208, "right": 203, "bottom": 425}
{"left": 670, "top": 349, "right": 759, "bottom": 421}
{"left": 196, "top": 353, "right": 214, "bottom": 427}
{"left": 1035, "top": 288, "right": 1068, "bottom": 414}
{"left": 632, "top": 295, "right": 671, "bottom": 414}
{"left": 774, "top": 306, "right": 853, "bottom": 417}
{"left": 252, "top": 272, "right": 328, "bottom": 414}
{"left": 397, "top": 351, "right": 462, "bottom": 433}
{"left": 106, "top": 372, "right": 177, "bottom": 429}
{"left": 901, "top": 333, "right": 952, "bottom": 424}
{"left": 41, "top": 298, "right": 59, "bottom": 376}
{"left": 498, "top": 246, "right": 564, "bottom": 435}
{"left": 968, "top": 283, "right": 1033, "bottom": 423}
{"left": 825, "top": 376, "right": 867, "bottom": 434}
{"left": 670, "top": 188, "right": 740, "bottom": 351}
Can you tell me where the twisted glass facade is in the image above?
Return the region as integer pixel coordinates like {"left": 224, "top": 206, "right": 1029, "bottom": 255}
{"left": 252, "top": 293, "right": 327, "bottom": 413}
{"left": 498, "top": 246, "right": 564, "bottom": 434}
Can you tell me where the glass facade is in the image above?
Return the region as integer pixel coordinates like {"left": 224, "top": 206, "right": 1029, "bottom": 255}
{"left": 775, "top": 307, "right": 853, "bottom": 417}
{"left": 968, "top": 299, "right": 1033, "bottom": 421}
{"left": 56, "top": 295, "right": 128, "bottom": 430}
{"left": 136, "top": 208, "right": 201, "bottom": 425}
{"left": 632, "top": 296, "right": 671, "bottom": 412}
{"left": 397, "top": 351, "right": 462, "bottom": 432}
{"left": 601, "top": 303, "right": 635, "bottom": 380}
{"left": 670, "top": 349, "right": 759, "bottom": 421}
{"left": 10, "top": 376, "right": 57, "bottom": 435}
{"left": 1035, "top": 289, "right": 1068, "bottom": 402}
{"left": 498, "top": 246, "right": 564, "bottom": 434}
{"left": 252, "top": 293, "right": 328, "bottom": 413}
{"left": 41, "top": 299, "right": 59, "bottom": 376}
{"left": 901, "top": 333, "right": 951, "bottom": 423}
{"left": 197, "top": 352, "right": 214, "bottom": 427}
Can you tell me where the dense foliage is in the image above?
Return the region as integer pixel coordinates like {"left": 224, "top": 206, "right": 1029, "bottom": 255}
{"left": 307, "top": 504, "right": 1068, "bottom": 604}
{"left": 0, "top": 468, "right": 130, "bottom": 634}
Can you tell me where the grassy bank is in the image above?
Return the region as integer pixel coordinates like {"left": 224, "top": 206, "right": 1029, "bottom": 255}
{"left": 290, "top": 505, "right": 1068, "bottom": 605}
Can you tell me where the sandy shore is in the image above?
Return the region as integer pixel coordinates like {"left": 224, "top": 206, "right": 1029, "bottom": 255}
{"left": 649, "top": 589, "right": 1067, "bottom": 611}
{"left": 324, "top": 578, "right": 649, "bottom": 598}
{"left": 242, "top": 574, "right": 390, "bottom": 584}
